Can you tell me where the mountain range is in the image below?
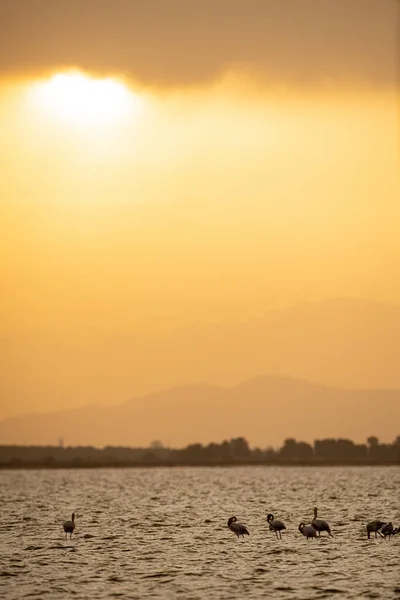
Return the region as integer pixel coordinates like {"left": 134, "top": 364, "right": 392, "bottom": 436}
{"left": 1, "top": 375, "right": 399, "bottom": 448}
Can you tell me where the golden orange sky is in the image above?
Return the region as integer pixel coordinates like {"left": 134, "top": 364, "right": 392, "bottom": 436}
{"left": 0, "top": 0, "right": 399, "bottom": 445}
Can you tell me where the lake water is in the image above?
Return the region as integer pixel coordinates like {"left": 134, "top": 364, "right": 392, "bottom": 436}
{"left": 0, "top": 466, "right": 399, "bottom": 599}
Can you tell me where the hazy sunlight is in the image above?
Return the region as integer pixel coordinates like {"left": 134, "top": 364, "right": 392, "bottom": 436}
{"left": 30, "top": 71, "right": 142, "bottom": 126}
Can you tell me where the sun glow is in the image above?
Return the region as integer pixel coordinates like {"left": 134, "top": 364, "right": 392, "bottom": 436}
{"left": 30, "top": 71, "right": 142, "bottom": 126}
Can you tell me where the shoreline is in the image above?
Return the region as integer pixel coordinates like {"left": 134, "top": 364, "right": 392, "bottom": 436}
{"left": 1, "top": 461, "right": 399, "bottom": 470}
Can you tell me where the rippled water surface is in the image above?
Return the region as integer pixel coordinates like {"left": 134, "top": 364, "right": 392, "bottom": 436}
{"left": 0, "top": 467, "right": 399, "bottom": 599}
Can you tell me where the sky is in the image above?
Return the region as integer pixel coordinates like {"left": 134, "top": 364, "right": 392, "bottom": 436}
{"left": 0, "top": 0, "right": 399, "bottom": 444}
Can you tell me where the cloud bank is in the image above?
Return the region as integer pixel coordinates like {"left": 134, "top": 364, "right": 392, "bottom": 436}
{"left": 0, "top": 0, "right": 397, "bottom": 87}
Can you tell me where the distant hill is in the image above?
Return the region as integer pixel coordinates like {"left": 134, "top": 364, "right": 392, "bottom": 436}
{"left": 2, "top": 297, "right": 400, "bottom": 421}
{"left": 0, "top": 375, "right": 399, "bottom": 448}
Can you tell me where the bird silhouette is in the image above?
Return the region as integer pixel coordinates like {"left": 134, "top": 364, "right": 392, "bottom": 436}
{"left": 312, "top": 507, "right": 333, "bottom": 537}
{"left": 63, "top": 513, "right": 76, "bottom": 539}
{"left": 227, "top": 516, "right": 249, "bottom": 538}
{"left": 299, "top": 522, "right": 317, "bottom": 539}
{"left": 267, "top": 513, "right": 286, "bottom": 539}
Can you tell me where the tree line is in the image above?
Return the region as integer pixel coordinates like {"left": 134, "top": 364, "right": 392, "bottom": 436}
{"left": 0, "top": 435, "right": 399, "bottom": 467}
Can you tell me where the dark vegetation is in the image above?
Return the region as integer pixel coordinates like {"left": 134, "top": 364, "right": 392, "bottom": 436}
{"left": 0, "top": 436, "right": 399, "bottom": 468}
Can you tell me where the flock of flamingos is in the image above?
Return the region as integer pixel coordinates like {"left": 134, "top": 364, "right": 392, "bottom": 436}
{"left": 227, "top": 508, "right": 399, "bottom": 540}
{"left": 62, "top": 507, "right": 400, "bottom": 541}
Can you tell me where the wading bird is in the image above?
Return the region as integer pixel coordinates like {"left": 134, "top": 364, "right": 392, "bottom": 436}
{"left": 63, "top": 512, "right": 76, "bottom": 539}
{"left": 266, "top": 513, "right": 286, "bottom": 539}
{"left": 228, "top": 516, "right": 249, "bottom": 538}
{"left": 381, "top": 522, "right": 398, "bottom": 539}
{"left": 298, "top": 522, "right": 317, "bottom": 539}
{"left": 366, "top": 520, "right": 385, "bottom": 539}
{"left": 312, "top": 507, "right": 333, "bottom": 537}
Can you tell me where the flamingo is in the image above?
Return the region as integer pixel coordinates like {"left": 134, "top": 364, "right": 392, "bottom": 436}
{"left": 227, "top": 516, "right": 249, "bottom": 538}
{"left": 266, "top": 513, "right": 286, "bottom": 539}
{"left": 298, "top": 522, "right": 317, "bottom": 539}
{"left": 312, "top": 507, "right": 333, "bottom": 537}
{"left": 366, "top": 520, "right": 385, "bottom": 539}
{"left": 63, "top": 513, "right": 76, "bottom": 539}
{"left": 381, "top": 522, "right": 398, "bottom": 539}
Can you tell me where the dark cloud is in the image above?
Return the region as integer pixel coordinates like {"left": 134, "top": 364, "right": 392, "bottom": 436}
{"left": 0, "top": 0, "right": 398, "bottom": 87}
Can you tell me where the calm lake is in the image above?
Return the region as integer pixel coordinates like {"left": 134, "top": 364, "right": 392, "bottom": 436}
{"left": 0, "top": 466, "right": 399, "bottom": 599}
